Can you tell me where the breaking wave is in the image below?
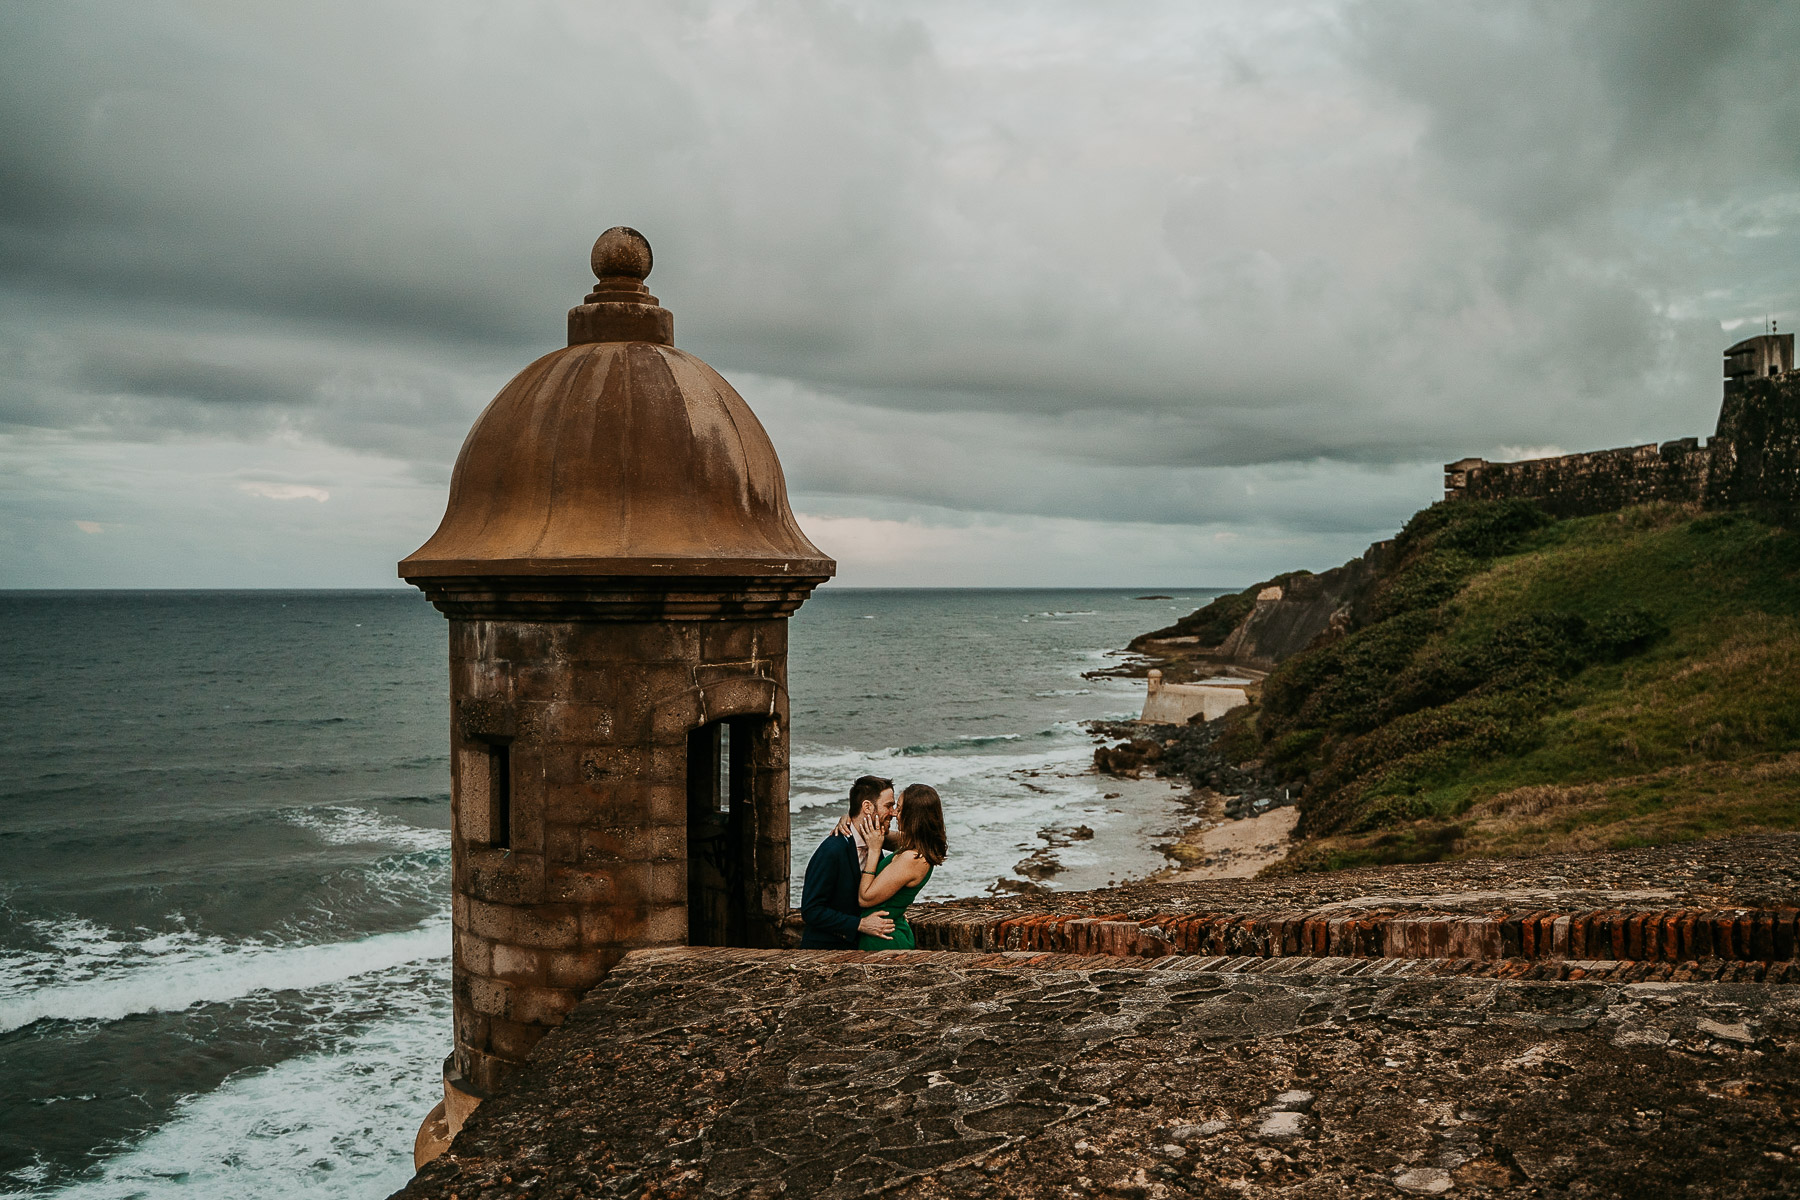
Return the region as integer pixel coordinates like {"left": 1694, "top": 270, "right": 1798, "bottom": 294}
{"left": 284, "top": 804, "right": 450, "bottom": 853}
{"left": 0, "top": 804, "right": 451, "bottom": 1036}
{"left": 0, "top": 920, "right": 449, "bottom": 1035}
{"left": 10, "top": 961, "right": 451, "bottom": 1200}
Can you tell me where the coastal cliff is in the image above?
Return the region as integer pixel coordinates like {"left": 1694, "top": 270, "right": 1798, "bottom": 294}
{"left": 1126, "top": 499, "right": 1800, "bottom": 872}
{"left": 1129, "top": 542, "right": 1391, "bottom": 675}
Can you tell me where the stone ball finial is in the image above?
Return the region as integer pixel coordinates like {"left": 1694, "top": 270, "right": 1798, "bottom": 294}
{"left": 569, "top": 227, "right": 671, "bottom": 345}
{"left": 592, "top": 227, "right": 652, "bottom": 281}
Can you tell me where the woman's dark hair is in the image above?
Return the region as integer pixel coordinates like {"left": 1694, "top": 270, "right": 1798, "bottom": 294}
{"left": 848, "top": 775, "right": 892, "bottom": 816}
{"left": 898, "top": 784, "right": 947, "bottom": 866}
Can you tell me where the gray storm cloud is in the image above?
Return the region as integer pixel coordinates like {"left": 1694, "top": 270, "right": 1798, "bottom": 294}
{"left": 0, "top": 0, "right": 1796, "bottom": 585}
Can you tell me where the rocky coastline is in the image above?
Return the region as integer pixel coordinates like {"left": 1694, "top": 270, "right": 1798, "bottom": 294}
{"left": 1072, "top": 547, "right": 1378, "bottom": 880}
{"left": 1090, "top": 492, "right": 1800, "bottom": 884}
{"left": 1085, "top": 715, "right": 1301, "bottom": 882}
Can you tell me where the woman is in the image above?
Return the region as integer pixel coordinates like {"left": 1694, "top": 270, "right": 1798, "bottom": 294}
{"left": 853, "top": 783, "right": 947, "bottom": 951}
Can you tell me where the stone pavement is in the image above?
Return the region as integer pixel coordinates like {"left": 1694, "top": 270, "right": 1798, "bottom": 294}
{"left": 395, "top": 946, "right": 1800, "bottom": 1199}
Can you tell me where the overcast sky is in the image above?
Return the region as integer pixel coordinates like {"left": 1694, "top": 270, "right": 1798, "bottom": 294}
{"left": 3, "top": 1, "right": 1796, "bottom": 588}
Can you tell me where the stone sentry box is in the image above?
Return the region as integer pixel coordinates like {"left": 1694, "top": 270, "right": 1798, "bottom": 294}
{"left": 400, "top": 228, "right": 833, "bottom": 1135}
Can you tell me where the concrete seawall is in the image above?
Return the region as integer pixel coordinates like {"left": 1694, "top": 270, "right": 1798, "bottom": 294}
{"left": 1137, "top": 668, "right": 1253, "bottom": 723}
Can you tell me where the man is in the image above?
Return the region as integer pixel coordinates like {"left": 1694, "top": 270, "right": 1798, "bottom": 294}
{"left": 799, "top": 775, "right": 897, "bottom": 949}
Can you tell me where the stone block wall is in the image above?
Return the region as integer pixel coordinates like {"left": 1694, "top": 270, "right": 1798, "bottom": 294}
{"left": 1444, "top": 371, "right": 1800, "bottom": 520}
{"left": 445, "top": 615, "right": 792, "bottom": 1093}
{"left": 1444, "top": 438, "right": 1716, "bottom": 518}
{"left": 1711, "top": 372, "right": 1800, "bottom": 513}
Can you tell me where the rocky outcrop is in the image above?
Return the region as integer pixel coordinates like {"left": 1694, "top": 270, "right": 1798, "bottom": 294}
{"left": 1092, "top": 718, "right": 1295, "bottom": 817}
{"left": 1211, "top": 543, "right": 1389, "bottom": 669}
{"left": 1093, "top": 736, "right": 1165, "bottom": 778}
{"left": 1133, "top": 541, "right": 1392, "bottom": 673}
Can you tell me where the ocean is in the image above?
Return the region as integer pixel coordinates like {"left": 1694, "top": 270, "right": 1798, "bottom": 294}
{"left": 0, "top": 586, "right": 1219, "bottom": 1198}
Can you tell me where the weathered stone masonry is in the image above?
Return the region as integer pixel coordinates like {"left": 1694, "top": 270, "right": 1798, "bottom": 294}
{"left": 1445, "top": 332, "right": 1800, "bottom": 518}
{"left": 428, "top": 605, "right": 804, "bottom": 1094}
{"left": 392, "top": 840, "right": 1800, "bottom": 1197}
{"left": 395, "top": 945, "right": 1800, "bottom": 1200}
{"left": 908, "top": 905, "right": 1800, "bottom": 971}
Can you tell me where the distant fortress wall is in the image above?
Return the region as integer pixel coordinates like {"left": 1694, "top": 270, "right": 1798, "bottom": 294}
{"left": 1713, "top": 360, "right": 1800, "bottom": 514}
{"left": 1444, "top": 333, "right": 1800, "bottom": 519}
{"left": 1444, "top": 438, "right": 1717, "bottom": 519}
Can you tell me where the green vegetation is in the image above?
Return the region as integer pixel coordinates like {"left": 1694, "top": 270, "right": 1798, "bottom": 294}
{"left": 1234, "top": 500, "right": 1800, "bottom": 871}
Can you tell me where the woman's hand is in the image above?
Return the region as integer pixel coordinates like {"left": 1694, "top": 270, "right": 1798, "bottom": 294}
{"left": 853, "top": 813, "right": 885, "bottom": 855}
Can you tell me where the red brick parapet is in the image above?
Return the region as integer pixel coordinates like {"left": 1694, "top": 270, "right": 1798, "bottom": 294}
{"left": 909, "top": 906, "right": 1800, "bottom": 965}
{"left": 644, "top": 943, "right": 1800, "bottom": 983}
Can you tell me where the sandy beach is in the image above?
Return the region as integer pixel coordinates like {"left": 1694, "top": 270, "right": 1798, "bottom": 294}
{"left": 1153, "top": 788, "right": 1300, "bottom": 881}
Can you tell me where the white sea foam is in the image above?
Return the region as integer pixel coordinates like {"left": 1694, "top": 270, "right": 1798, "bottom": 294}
{"left": 0, "top": 921, "right": 449, "bottom": 1035}
{"left": 0, "top": 806, "right": 449, "bottom": 1027}
{"left": 0, "top": 918, "right": 221, "bottom": 1001}
{"left": 285, "top": 805, "right": 450, "bottom": 853}
{"left": 8, "top": 961, "right": 451, "bottom": 1200}
{"left": 0, "top": 802, "right": 454, "bottom": 1194}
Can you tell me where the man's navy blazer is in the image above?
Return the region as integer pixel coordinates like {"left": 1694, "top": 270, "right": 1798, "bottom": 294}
{"left": 799, "top": 833, "right": 862, "bottom": 949}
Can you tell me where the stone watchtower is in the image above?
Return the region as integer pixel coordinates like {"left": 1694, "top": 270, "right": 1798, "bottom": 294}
{"left": 400, "top": 228, "right": 833, "bottom": 1136}
{"left": 1722, "top": 332, "right": 1795, "bottom": 385}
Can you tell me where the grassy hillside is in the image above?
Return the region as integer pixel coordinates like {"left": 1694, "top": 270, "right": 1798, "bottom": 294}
{"left": 1215, "top": 500, "right": 1800, "bottom": 871}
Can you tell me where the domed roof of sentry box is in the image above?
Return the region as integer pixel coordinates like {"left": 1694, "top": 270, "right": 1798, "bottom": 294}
{"left": 400, "top": 228, "right": 834, "bottom": 579}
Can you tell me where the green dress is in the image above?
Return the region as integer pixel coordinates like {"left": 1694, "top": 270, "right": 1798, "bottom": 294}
{"left": 857, "top": 852, "right": 934, "bottom": 950}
